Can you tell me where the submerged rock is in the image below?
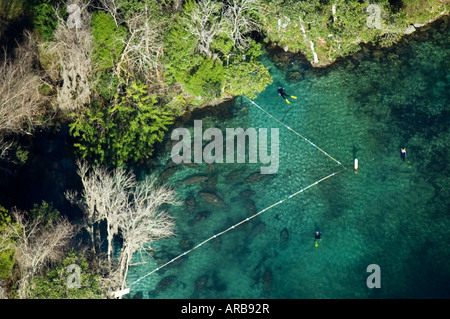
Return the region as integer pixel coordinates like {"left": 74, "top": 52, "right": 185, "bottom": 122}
{"left": 226, "top": 169, "right": 244, "bottom": 182}
{"left": 185, "top": 195, "right": 196, "bottom": 214}
{"left": 199, "top": 191, "right": 224, "bottom": 206}
{"left": 280, "top": 228, "right": 289, "bottom": 242}
{"left": 183, "top": 175, "right": 208, "bottom": 184}
{"left": 244, "top": 199, "right": 257, "bottom": 214}
{"left": 159, "top": 166, "right": 180, "bottom": 183}
{"left": 245, "top": 172, "right": 268, "bottom": 183}
{"left": 188, "top": 211, "right": 212, "bottom": 226}
{"left": 149, "top": 275, "right": 177, "bottom": 297}
{"left": 262, "top": 268, "right": 273, "bottom": 298}
{"left": 240, "top": 189, "right": 256, "bottom": 198}
{"left": 372, "top": 50, "right": 383, "bottom": 58}
{"left": 286, "top": 70, "right": 304, "bottom": 82}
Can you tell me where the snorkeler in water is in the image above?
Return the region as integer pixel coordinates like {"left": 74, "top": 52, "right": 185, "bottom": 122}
{"left": 401, "top": 148, "right": 407, "bottom": 160}
{"left": 314, "top": 231, "right": 322, "bottom": 247}
{"left": 278, "top": 87, "right": 297, "bottom": 104}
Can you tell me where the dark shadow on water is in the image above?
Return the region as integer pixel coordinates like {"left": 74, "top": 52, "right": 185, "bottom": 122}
{"left": 4, "top": 124, "right": 83, "bottom": 221}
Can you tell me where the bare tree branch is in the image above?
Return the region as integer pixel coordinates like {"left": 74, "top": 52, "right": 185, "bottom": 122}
{"left": 11, "top": 209, "right": 76, "bottom": 298}
{"left": 42, "top": 1, "right": 93, "bottom": 112}
{"left": 0, "top": 32, "right": 48, "bottom": 136}
{"left": 115, "top": 4, "right": 165, "bottom": 83}
{"left": 97, "top": 0, "right": 124, "bottom": 27}
{"left": 223, "top": 0, "right": 260, "bottom": 51}
{"left": 66, "top": 160, "right": 181, "bottom": 292}
{"left": 66, "top": 159, "right": 134, "bottom": 259}
{"left": 180, "top": 0, "right": 226, "bottom": 59}
{"left": 117, "top": 177, "right": 179, "bottom": 289}
{"left": 0, "top": 138, "right": 13, "bottom": 159}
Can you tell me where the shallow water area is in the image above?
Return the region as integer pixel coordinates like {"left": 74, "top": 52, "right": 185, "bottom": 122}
{"left": 124, "top": 18, "right": 450, "bottom": 299}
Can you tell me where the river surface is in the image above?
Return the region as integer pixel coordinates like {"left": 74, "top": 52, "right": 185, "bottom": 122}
{"left": 4, "top": 17, "right": 449, "bottom": 299}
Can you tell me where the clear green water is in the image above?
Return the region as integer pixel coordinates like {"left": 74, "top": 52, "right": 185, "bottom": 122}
{"left": 125, "top": 19, "right": 450, "bottom": 299}
{"left": 7, "top": 19, "right": 447, "bottom": 299}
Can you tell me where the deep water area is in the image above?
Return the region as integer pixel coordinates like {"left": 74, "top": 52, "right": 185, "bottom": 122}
{"left": 4, "top": 17, "right": 449, "bottom": 299}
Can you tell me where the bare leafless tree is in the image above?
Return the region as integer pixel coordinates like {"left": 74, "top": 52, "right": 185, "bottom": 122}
{"left": 117, "top": 177, "right": 178, "bottom": 289}
{"left": 0, "top": 138, "right": 13, "bottom": 160}
{"left": 223, "top": 0, "right": 260, "bottom": 51}
{"left": 42, "top": 1, "right": 93, "bottom": 112}
{"left": 180, "top": 0, "right": 226, "bottom": 59}
{"left": 0, "top": 32, "right": 48, "bottom": 136}
{"left": 66, "top": 160, "right": 134, "bottom": 261}
{"left": 65, "top": 160, "right": 101, "bottom": 253}
{"left": 115, "top": 4, "right": 165, "bottom": 83}
{"left": 97, "top": 0, "right": 124, "bottom": 27}
{"left": 66, "top": 160, "right": 180, "bottom": 292}
{"left": 11, "top": 209, "right": 76, "bottom": 298}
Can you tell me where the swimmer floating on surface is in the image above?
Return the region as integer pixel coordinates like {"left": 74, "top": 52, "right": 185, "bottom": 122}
{"left": 314, "top": 231, "right": 322, "bottom": 247}
{"left": 401, "top": 148, "right": 407, "bottom": 160}
{"left": 278, "top": 87, "right": 297, "bottom": 104}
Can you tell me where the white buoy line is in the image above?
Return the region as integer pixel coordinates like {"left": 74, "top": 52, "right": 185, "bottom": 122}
{"left": 126, "top": 95, "right": 347, "bottom": 290}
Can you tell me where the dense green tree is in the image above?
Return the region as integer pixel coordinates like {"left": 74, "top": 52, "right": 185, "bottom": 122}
{"left": 91, "top": 10, "right": 127, "bottom": 70}
{"left": 27, "top": 251, "right": 103, "bottom": 299}
{"left": 26, "top": 0, "right": 60, "bottom": 41}
{"left": 164, "top": 21, "right": 225, "bottom": 98}
{"left": 164, "top": 1, "right": 272, "bottom": 100}
{"left": 224, "top": 60, "right": 272, "bottom": 99}
{"left": 70, "top": 81, "right": 175, "bottom": 166}
{"left": 183, "top": 57, "right": 226, "bottom": 98}
{"left": 28, "top": 201, "right": 61, "bottom": 229}
{"left": 0, "top": 205, "right": 20, "bottom": 280}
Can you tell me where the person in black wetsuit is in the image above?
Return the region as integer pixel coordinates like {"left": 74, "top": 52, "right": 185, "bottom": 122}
{"left": 278, "top": 87, "right": 290, "bottom": 99}
{"left": 278, "top": 87, "right": 297, "bottom": 104}
{"left": 401, "top": 148, "right": 407, "bottom": 160}
{"left": 315, "top": 231, "right": 322, "bottom": 240}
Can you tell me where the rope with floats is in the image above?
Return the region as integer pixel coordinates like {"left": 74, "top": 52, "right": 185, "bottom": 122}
{"left": 127, "top": 96, "right": 347, "bottom": 289}
{"left": 243, "top": 96, "right": 346, "bottom": 168}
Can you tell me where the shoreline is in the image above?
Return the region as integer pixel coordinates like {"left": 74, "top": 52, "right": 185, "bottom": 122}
{"left": 265, "top": 10, "right": 449, "bottom": 69}
{"left": 180, "top": 11, "right": 449, "bottom": 118}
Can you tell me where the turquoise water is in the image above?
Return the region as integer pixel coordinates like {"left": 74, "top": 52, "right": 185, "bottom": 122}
{"left": 0, "top": 13, "right": 447, "bottom": 301}
{"left": 125, "top": 19, "right": 450, "bottom": 299}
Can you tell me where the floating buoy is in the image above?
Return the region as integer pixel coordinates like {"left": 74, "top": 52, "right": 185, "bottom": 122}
{"left": 354, "top": 158, "right": 358, "bottom": 173}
